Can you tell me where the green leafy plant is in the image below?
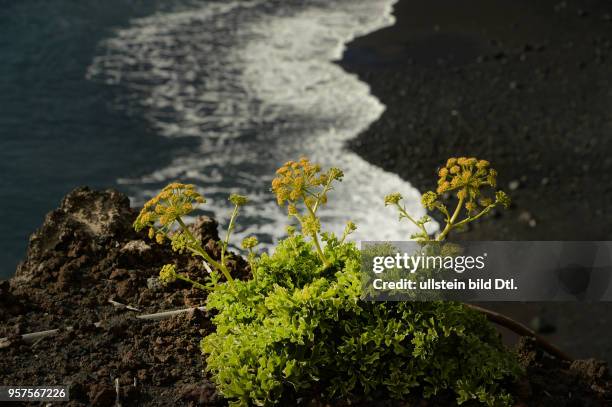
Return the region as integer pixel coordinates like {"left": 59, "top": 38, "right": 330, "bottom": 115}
{"left": 134, "top": 158, "right": 521, "bottom": 406}
{"left": 203, "top": 158, "right": 519, "bottom": 406}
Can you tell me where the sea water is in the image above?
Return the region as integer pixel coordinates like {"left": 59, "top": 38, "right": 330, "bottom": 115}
{"left": 87, "top": 0, "right": 435, "bottom": 248}
{"left": 0, "top": 0, "right": 434, "bottom": 277}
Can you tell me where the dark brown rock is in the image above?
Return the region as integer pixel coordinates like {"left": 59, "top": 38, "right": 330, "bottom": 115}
{"left": 88, "top": 383, "right": 115, "bottom": 407}
{"left": 13, "top": 187, "right": 136, "bottom": 286}
{"left": 0, "top": 187, "right": 248, "bottom": 406}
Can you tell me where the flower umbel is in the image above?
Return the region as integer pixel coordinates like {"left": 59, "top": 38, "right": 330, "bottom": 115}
{"left": 229, "top": 194, "right": 249, "bottom": 206}
{"left": 241, "top": 236, "right": 260, "bottom": 273}
{"left": 340, "top": 221, "right": 357, "bottom": 244}
{"left": 421, "top": 191, "right": 439, "bottom": 211}
{"left": 241, "top": 236, "right": 259, "bottom": 250}
{"left": 134, "top": 183, "right": 204, "bottom": 238}
{"left": 384, "top": 192, "right": 403, "bottom": 206}
{"left": 272, "top": 157, "right": 343, "bottom": 206}
{"left": 386, "top": 157, "right": 511, "bottom": 241}
{"left": 495, "top": 191, "right": 511, "bottom": 209}
{"left": 159, "top": 264, "right": 178, "bottom": 285}
{"left": 271, "top": 157, "right": 344, "bottom": 265}
{"left": 134, "top": 181, "right": 237, "bottom": 287}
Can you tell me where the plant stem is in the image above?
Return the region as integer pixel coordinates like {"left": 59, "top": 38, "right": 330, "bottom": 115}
{"left": 339, "top": 230, "right": 350, "bottom": 245}
{"left": 304, "top": 199, "right": 327, "bottom": 265}
{"left": 176, "top": 217, "right": 234, "bottom": 285}
{"left": 395, "top": 203, "right": 429, "bottom": 238}
{"left": 436, "top": 196, "right": 464, "bottom": 241}
{"left": 454, "top": 204, "right": 494, "bottom": 228}
{"left": 312, "top": 177, "right": 334, "bottom": 214}
{"left": 176, "top": 274, "right": 209, "bottom": 291}
{"left": 221, "top": 204, "right": 240, "bottom": 270}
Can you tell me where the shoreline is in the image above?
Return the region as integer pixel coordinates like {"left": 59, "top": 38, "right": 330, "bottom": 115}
{"left": 340, "top": 0, "right": 612, "bottom": 363}
{"left": 341, "top": 0, "right": 612, "bottom": 242}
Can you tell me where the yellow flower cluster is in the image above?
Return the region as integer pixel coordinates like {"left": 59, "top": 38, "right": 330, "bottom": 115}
{"left": 159, "top": 264, "right": 178, "bottom": 284}
{"left": 302, "top": 215, "right": 321, "bottom": 236}
{"left": 271, "top": 157, "right": 343, "bottom": 206}
{"left": 170, "top": 232, "right": 190, "bottom": 253}
{"left": 271, "top": 158, "right": 346, "bottom": 265}
{"left": 437, "top": 157, "right": 495, "bottom": 195}
{"left": 495, "top": 191, "right": 511, "bottom": 209}
{"left": 229, "top": 194, "right": 249, "bottom": 206}
{"left": 385, "top": 157, "right": 511, "bottom": 241}
{"left": 133, "top": 182, "right": 205, "bottom": 243}
{"left": 384, "top": 192, "right": 403, "bottom": 206}
{"left": 434, "top": 157, "right": 501, "bottom": 214}
{"left": 421, "top": 191, "right": 438, "bottom": 210}
{"left": 241, "top": 236, "right": 259, "bottom": 250}
{"left": 340, "top": 221, "right": 357, "bottom": 243}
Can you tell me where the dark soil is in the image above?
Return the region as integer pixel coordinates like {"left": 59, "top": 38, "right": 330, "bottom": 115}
{"left": 0, "top": 187, "right": 247, "bottom": 406}
{"left": 1, "top": 188, "right": 611, "bottom": 406}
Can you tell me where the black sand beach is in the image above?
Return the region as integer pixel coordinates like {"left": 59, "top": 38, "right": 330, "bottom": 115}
{"left": 343, "top": 0, "right": 612, "bottom": 363}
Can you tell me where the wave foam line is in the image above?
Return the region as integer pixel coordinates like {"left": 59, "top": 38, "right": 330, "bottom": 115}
{"left": 86, "top": 0, "right": 437, "bottom": 248}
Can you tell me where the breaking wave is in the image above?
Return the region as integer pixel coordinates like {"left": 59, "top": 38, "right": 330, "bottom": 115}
{"left": 87, "top": 0, "right": 436, "bottom": 248}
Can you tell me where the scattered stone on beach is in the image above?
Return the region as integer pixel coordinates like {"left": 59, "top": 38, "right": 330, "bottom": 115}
{"left": 517, "top": 210, "right": 537, "bottom": 228}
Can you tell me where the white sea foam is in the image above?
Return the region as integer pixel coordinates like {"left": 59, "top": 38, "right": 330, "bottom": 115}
{"left": 87, "top": 0, "right": 437, "bottom": 249}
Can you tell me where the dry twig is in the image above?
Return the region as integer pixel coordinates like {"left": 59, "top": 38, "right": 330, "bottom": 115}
{"left": 466, "top": 304, "right": 573, "bottom": 361}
